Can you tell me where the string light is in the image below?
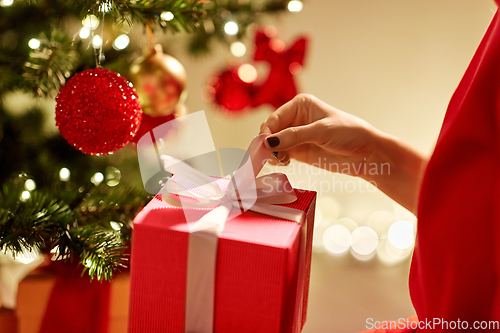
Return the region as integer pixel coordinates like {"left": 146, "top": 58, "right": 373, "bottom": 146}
{"left": 91, "top": 172, "right": 104, "bottom": 186}
{"left": 20, "top": 190, "right": 31, "bottom": 202}
{"left": 230, "top": 42, "right": 246, "bottom": 57}
{"left": 92, "top": 35, "right": 103, "bottom": 48}
{"left": 237, "top": 64, "right": 257, "bottom": 83}
{"left": 59, "top": 167, "right": 70, "bottom": 181}
{"left": 79, "top": 27, "right": 91, "bottom": 39}
{"left": 28, "top": 38, "right": 40, "bottom": 49}
{"left": 224, "top": 21, "right": 239, "bottom": 36}
{"left": 161, "top": 11, "right": 174, "bottom": 21}
{"left": 110, "top": 221, "right": 122, "bottom": 231}
{"left": 24, "top": 179, "right": 36, "bottom": 191}
{"left": 0, "top": 0, "right": 14, "bottom": 7}
{"left": 113, "top": 34, "right": 130, "bottom": 50}
{"left": 82, "top": 15, "right": 100, "bottom": 30}
{"left": 287, "top": 0, "right": 303, "bottom": 12}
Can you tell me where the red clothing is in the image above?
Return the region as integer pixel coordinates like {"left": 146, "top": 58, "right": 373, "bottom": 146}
{"left": 366, "top": 4, "right": 500, "bottom": 333}
{"left": 411, "top": 5, "right": 500, "bottom": 332}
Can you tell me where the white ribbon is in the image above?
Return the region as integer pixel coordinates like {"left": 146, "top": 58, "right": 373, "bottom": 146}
{"left": 160, "top": 134, "right": 305, "bottom": 333}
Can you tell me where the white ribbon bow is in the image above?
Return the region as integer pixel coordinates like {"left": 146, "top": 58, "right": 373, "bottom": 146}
{"left": 160, "top": 134, "right": 304, "bottom": 233}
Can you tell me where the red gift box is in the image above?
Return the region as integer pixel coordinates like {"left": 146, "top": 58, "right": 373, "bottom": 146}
{"left": 129, "top": 186, "right": 316, "bottom": 333}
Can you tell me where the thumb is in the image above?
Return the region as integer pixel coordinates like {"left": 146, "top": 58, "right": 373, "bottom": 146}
{"left": 264, "top": 123, "right": 320, "bottom": 151}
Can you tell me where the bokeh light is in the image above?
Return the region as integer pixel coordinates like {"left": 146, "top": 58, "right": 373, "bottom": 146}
{"left": 24, "top": 179, "right": 36, "bottom": 191}
{"left": 224, "top": 21, "right": 239, "bottom": 36}
{"left": 20, "top": 190, "right": 30, "bottom": 202}
{"left": 230, "top": 42, "right": 246, "bottom": 57}
{"left": 91, "top": 172, "right": 104, "bottom": 186}
{"left": 0, "top": 0, "right": 14, "bottom": 7}
{"left": 105, "top": 166, "right": 121, "bottom": 186}
{"left": 388, "top": 220, "right": 415, "bottom": 249}
{"left": 288, "top": 0, "right": 303, "bottom": 12}
{"left": 161, "top": 11, "right": 174, "bottom": 21}
{"left": 238, "top": 64, "right": 257, "bottom": 83}
{"left": 110, "top": 221, "right": 122, "bottom": 231}
{"left": 92, "top": 35, "right": 103, "bottom": 48}
{"left": 59, "top": 167, "right": 70, "bottom": 181}
{"left": 323, "top": 224, "right": 351, "bottom": 254}
{"left": 289, "top": 62, "right": 302, "bottom": 75}
{"left": 351, "top": 226, "right": 379, "bottom": 256}
{"left": 28, "top": 38, "right": 40, "bottom": 49}
{"left": 79, "top": 27, "right": 90, "bottom": 39}
{"left": 113, "top": 34, "right": 130, "bottom": 50}
{"left": 82, "top": 15, "right": 100, "bottom": 30}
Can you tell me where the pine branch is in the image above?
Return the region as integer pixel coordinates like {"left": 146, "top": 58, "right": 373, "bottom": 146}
{"left": 0, "top": 175, "right": 149, "bottom": 281}
{"left": 68, "top": 225, "right": 128, "bottom": 281}
{"left": 66, "top": 0, "right": 206, "bottom": 34}
{"left": 77, "top": 185, "right": 148, "bottom": 241}
{"left": 0, "top": 188, "right": 74, "bottom": 254}
{"left": 23, "top": 29, "right": 79, "bottom": 97}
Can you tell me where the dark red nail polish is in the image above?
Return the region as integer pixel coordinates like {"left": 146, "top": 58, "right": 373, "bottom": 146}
{"left": 267, "top": 137, "right": 280, "bottom": 148}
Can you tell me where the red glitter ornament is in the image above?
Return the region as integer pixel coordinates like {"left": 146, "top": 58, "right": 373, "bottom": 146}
{"left": 55, "top": 68, "right": 143, "bottom": 155}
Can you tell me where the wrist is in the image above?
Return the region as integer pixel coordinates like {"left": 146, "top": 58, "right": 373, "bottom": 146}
{"left": 361, "top": 129, "right": 428, "bottom": 214}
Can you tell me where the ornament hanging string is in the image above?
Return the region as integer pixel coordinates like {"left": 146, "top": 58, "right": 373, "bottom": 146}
{"left": 89, "top": 4, "right": 106, "bottom": 68}
{"left": 98, "top": 9, "right": 105, "bottom": 67}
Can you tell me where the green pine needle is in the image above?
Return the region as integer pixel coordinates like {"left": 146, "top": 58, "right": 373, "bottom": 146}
{"left": 0, "top": 177, "right": 149, "bottom": 281}
{"left": 23, "top": 29, "right": 78, "bottom": 97}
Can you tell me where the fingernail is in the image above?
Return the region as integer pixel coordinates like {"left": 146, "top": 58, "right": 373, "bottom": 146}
{"left": 267, "top": 136, "right": 280, "bottom": 148}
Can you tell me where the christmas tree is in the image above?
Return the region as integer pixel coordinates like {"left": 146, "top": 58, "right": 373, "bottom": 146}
{"left": 0, "top": 0, "right": 292, "bottom": 281}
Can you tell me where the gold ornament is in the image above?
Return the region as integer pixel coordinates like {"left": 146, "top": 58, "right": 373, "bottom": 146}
{"left": 129, "top": 44, "right": 187, "bottom": 116}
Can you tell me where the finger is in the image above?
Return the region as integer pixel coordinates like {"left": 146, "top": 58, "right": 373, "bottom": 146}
{"left": 260, "top": 96, "right": 302, "bottom": 134}
{"left": 264, "top": 122, "right": 321, "bottom": 151}
{"left": 259, "top": 121, "right": 272, "bottom": 135}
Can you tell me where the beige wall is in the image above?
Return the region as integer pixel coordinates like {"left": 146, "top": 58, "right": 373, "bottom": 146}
{"left": 168, "top": 1, "right": 496, "bottom": 331}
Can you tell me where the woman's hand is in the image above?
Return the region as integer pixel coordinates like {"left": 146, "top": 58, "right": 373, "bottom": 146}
{"left": 260, "top": 94, "right": 379, "bottom": 177}
{"left": 260, "top": 94, "right": 428, "bottom": 214}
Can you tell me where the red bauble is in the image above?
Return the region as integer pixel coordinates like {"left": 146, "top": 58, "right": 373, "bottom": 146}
{"left": 209, "top": 28, "right": 308, "bottom": 113}
{"left": 55, "top": 68, "right": 143, "bottom": 155}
